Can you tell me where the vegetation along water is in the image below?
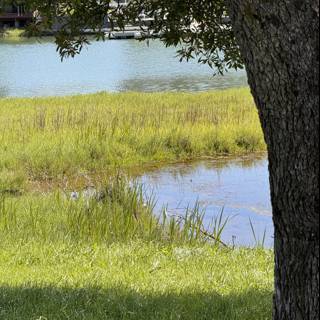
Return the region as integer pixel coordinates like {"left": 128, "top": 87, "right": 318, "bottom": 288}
{"left": 0, "top": 87, "right": 273, "bottom": 319}
{"left": 1, "top": 0, "right": 318, "bottom": 317}
{"left": 0, "top": 88, "right": 265, "bottom": 191}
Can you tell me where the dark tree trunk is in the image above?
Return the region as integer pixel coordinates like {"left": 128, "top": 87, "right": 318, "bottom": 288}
{"left": 227, "top": 1, "right": 319, "bottom": 319}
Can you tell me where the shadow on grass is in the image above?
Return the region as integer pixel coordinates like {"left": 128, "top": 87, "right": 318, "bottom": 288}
{"left": 0, "top": 285, "right": 272, "bottom": 320}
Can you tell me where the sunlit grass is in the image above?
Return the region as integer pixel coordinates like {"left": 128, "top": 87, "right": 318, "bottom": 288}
{"left": 0, "top": 241, "right": 273, "bottom": 320}
{"left": 0, "top": 28, "right": 26, "bottom": 38}
{"left": 0, "top": 186, "right": 274, "bottom": 319}
{"left": 0, "top": 88, "right": 265, "bottom": 193}
{"left": 0, "top": 176, "right": 231, "bottom": 247}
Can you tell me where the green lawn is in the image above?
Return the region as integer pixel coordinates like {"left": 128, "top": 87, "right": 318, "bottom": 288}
{"left": 0, "top": 242, "right": 273, "bottom": 320}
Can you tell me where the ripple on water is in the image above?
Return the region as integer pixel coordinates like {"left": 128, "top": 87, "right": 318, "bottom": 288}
{"left": 0, "top": 38, "right": 247, "bottom": 97}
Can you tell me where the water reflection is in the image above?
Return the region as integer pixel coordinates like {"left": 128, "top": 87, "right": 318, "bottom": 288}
{"left": 118, "top": 73, "right": 247, "bottom": 92}
{"left": 138, "top": 155, "right": 274, "bottom": 247}
{"left": 0, "top": 38, "right": 247, "bottom": 97}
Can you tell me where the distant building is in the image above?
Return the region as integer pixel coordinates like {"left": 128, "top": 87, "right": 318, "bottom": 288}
{"left": 0, "top": 0, "right": 150, "bottom": 32}
{"left": 0, "top": 2, "right": 32, "bottom": 29}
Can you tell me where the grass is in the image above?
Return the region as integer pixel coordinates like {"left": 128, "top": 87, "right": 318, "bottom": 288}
{"left": 250, "top": 218, "right": 267, "bottom": 249}
{"left": 0, "top": 89, "right": 273, "bottom": 319}
{"left": 0, "top": 175, "right": 274, "bottom": 319}
{"left": 0, "top": 88, "right": 265, "bottom": 193}
{"left": 0, "top": 28, "right": 26, "bottom": 39}
{"left": 0, "top": 242, "right": 273, "bottom": 320}
{"left": 0, "top": 176, "right": 233, "bottom": 246}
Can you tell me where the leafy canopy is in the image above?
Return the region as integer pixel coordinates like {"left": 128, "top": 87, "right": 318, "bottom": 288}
{"left": 11, "top": 0, "right": 243, "bottom": 73}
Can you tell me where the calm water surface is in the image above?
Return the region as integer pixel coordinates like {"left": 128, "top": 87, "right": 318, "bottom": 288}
{"left": 0, "top": 38, "right": 247, "bottom": 97}
{"left": 139, "top": 155, "right": 273, "bottom": 247}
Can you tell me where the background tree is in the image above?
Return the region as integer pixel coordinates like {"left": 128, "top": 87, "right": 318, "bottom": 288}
{"left": 23, "top": 1, "right": 319, "bottom": 319}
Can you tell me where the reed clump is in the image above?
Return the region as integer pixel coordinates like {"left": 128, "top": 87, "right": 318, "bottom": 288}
{"left": 0, "top": 175, "right": 230, "bottom": 247}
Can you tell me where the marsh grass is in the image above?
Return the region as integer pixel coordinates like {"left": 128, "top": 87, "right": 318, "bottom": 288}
{"left": 0, "top": 181, "right": 154, "bottom": 245}
{"left": 0, "top": 181, "right": 232, "bottom": 248}
{"left": 0, "top": 89, "right": 273, "bottom": 319}
{"left": 0, "top": 89, "right": 265, "bottom": 192}
{"left": 249, "top": 218, "right": 267, "bottom": 249}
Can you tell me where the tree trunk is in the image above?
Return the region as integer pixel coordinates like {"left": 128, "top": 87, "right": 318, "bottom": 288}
{"left": 227, "top": 1, "right": 319, "bottom": 319}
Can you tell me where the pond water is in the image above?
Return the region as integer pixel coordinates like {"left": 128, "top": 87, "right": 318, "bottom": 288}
{"left": 0, "top": 38, "right": 247, "bottom": 97}
{"left": 138, "top": 155, "right": 274, "bottom": 248}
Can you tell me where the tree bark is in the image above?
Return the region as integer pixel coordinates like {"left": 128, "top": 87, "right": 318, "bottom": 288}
{"left": 227, "top": 1, "right": 319, "bottom": 319}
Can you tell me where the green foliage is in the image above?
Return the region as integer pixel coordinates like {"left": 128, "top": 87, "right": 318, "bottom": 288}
{"left": 124, "top": 0, "right": 243, "bottom": 73}
{"left": 22, "top": 0, "right": 243, "bottom": 72}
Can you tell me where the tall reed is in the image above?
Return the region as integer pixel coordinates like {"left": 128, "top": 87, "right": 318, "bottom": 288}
{"left": 0, "top": 177, "right": 232, "bottom": 247}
